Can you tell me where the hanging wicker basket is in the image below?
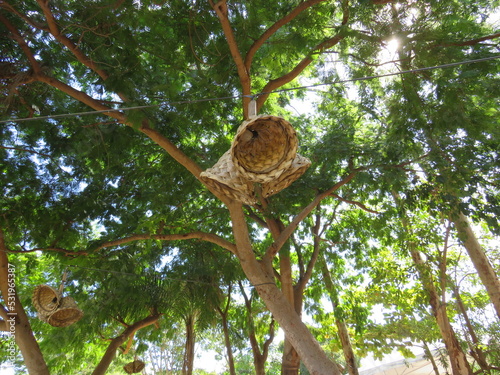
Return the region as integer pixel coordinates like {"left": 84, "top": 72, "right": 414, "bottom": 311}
{"left": 33, "top": 284, "right": 83, "bottom": 327}
{"left": 200, "top": 115, "right": 310, "bottom": 204}
{"left": 32, "top": 284, "right": 61, "bottom": 316}
{"left": 123, "top": 360, "right": 145, "bottom": 374}
{"left": 44, "top": 296, "right": 83, "bottom": 327}
{"left": 200, "top": 150, "right": 256, "bottom": 205}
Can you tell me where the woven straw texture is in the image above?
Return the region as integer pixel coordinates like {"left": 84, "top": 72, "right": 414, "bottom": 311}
{"left": 200, "top": 150, "right": 256, "bottom": 205}
{"left": 200, "top": 115, "right": 310, "bottom": 204}
{"left": 45, "top": 296, "right": 83, "bottom": 327}
{"left": 261, "top": 153, "right": 311, "bottom": 197}
{"left": 124, "top": 360, "right": 146, "bottom": 374}
{"left": 33, "top": 285, "right": 83, "bottom": 327}
{"left": 32, "top": 285, "right": 60, "bottom": 315}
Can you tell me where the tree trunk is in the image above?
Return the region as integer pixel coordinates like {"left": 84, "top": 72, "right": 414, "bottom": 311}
{"left": 92, "top": 314, "right": 160, "bottom": 375}
{"left": 219, "top": 309, "right": 236, "bottom": 375}
{"left": 228, "top": 202, "right": 341, "bottom": 375}
{"left": 452, "top": 211, "right": 500, "bottom": 320}
{"left": 409, "top": 239, "right": 472, "bottom": 375}
{"left": 282, "top": 336, "right": 301, "bottom": 375}
{"left": 248, "top": 323, "right": 268, "bottom": 375}
{"left": 319, "top": 253, "right": 359, "bottom": 375}
{"left": 240, "top": 281, "right": 275, "bottom": 375}
{"left": 422, "top": 341, "right": 441, "bottom": 375}
{"left": 392, "top": 193, "right": 472, "bottom": 375}
{"left": 182, "top": 314, "right": 197, "bottom": 375}
{"left": 280, "top": 251, "right": 301, "bottom": 375}
{"left": 453, "top": 285, "right": 490, "bottom": 373}
{"left": 0, "top": 244, "right": 50, "bottom": 375}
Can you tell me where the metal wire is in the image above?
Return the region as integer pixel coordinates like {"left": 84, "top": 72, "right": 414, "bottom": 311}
{"left": 1, "top": 55, "right": 498, "bottom": 124}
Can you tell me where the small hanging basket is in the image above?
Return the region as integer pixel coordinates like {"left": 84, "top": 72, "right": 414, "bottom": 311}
{"left": 200, "top": 150, "right": 256, "bottom": 205}
{"left": 32, "top": 277, "right": 83, "bottom": 328}
{"left": 200, "top": 115, "right": 310, "bottom": 204}
{"left": 44, "top": 296, "right": 83, "bottom": 327}
{"left": 261, "top": 153, "right": 311, "bottom": 197}
{"left": 32, "top": 285, "right": 61, "bottom": 316}
{"left": 123, "top": 360, "right": 145, "bottom": 374}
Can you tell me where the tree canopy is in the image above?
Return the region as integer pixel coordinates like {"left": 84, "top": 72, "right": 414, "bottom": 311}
{"left": 1, "top": 1, "right": 499, "bottom": 375}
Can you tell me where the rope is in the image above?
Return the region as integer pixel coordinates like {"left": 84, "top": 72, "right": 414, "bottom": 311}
{"left": 1, "top": 55, "right": 498, "bottom": 124}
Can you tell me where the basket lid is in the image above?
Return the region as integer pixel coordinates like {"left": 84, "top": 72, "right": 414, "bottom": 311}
{"left": 231, "top": 115, "right": 298, "bottom": 183}
{"left": 32, "top": 285, "right": 60, "bottom": 315}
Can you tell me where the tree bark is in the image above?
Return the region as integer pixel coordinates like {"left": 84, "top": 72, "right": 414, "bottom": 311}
{"left": 228, "top": 201, "right": 341, "bottom": 375}
{"left": 240, "top": 284, "right": 274, "bottom": 375}
{"left": 91, "top": 314, "right": 160, "bottom": 375}
{"left": 216, "top": 287, "right": 236, "bottom": 375}
{"left": 280, "top": 249, "right": 301, "bottom": 375}
{"left": 182, "top": 313, "right": 197, "bottom": 375}
{"left": 320, "top": 253, "right": 359, "bottom": 375}
{"left": 453, "top": 285, "right": 490, "bottom": 373}
{"left": 393, "top": 193, "right": 472, "bottom": 375}
{"left": 422, "top": 341, "right": 441, "bottom": 375}
{"left": 220, "top": 312, "right": 236, "bottom": 375}
{"left": 452, "top": 211, "right": 500, "bottom": 320}
{"left": 402, "top": 215, "right": 488, "bottom": 375}
{"left": 0, "top": 234, "right": 50, "bottom": 375}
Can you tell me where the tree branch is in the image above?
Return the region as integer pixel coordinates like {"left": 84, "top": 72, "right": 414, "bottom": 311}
{"left": 300, "top": 210, "right": 322, "bottom": 287}
{"left": 209, "top": 0, "right": 251, "bottom": 117}
{"left": 262, "top": 316, "right": 275, "bottom": 360}
{"left": 244, "top": 207, "right": 269, "bottom": 229}
{"left": 433, "top": 32, "right": 500, "bottom": 48}
{"left": 255, "top": 0, "right": 350, "bottom": 110}
{"left": 256, "top": 33, "right": 345, "bottom": 110}
{"left": 37, "top": 74, "right": 122, "bottom": 117}
{"left": 1, "top": 1, "right": 47, "bottom": 30}
{"left": 0, "top": 13, "right": 42, "bottom": 74}
{"left": 27, "top": 2, "right": 209, "bottom": 184}
{"left": 33, "top": 74, "right": 211, "bottom": 193}
{"left": 92, "top": 313, "right": 161, "bottom": 375}
{"left": 0, "top": 303, "right": 8, "bottom": 322}
{"left": 244, "top": 0, "right": 327, "bottom": 72}
{"left": 35, "top": 0, "right": 110, "bottom": 81}
{"left": 265, "top": 171, "right": 359, "bottom": 259}
{"left": 138, "top": 127, "right": 204, "bottom": 181}
{"left": 0, "top": 146, "right": 51, "bottom": 158}
{"left": 5, "top": 247, "right": 90, "bottom": 257}
{"left": 92, "top": 232, "right": 237, "bottom": 254}
{"left": 331, "top": 194, "right": 380, "bottom": 214}
{"left": 18, "top": 0, "right": 212, "bottom": 190}
{"left": 9, "top": 231, "right": 236, "bottom": 255}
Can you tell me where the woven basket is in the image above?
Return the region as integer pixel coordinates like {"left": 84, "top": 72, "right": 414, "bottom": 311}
{"left": 232, "top": 115, "right": 298, "bottom": 182}
{"left": 124, "top": 360, "right": 145, "bottom": 374}
{"left": 200, "top": 115, "right": 310, "bottom": 204}
{"left": 261, "top": 153, "right": 311, "bottom": 197}
{"left": 32, "top": 285, "right": 60, "bottom": 316}
{"left": 200, "top": 150, "right": 256, "bottom": 205}
{"left": 45, "top": 296, "right": 83, "bottom": 327}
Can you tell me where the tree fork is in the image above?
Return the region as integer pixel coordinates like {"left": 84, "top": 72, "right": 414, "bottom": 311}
{"left": 91, "top": 314, "right": 161, "bottom": 375}
{"left": 227, "top": 201, "right": 341, "bottom": 375}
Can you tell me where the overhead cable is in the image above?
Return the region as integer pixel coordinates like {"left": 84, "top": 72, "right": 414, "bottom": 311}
{"left": 1, "top": 55, "right": 498, "bottom": 124}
